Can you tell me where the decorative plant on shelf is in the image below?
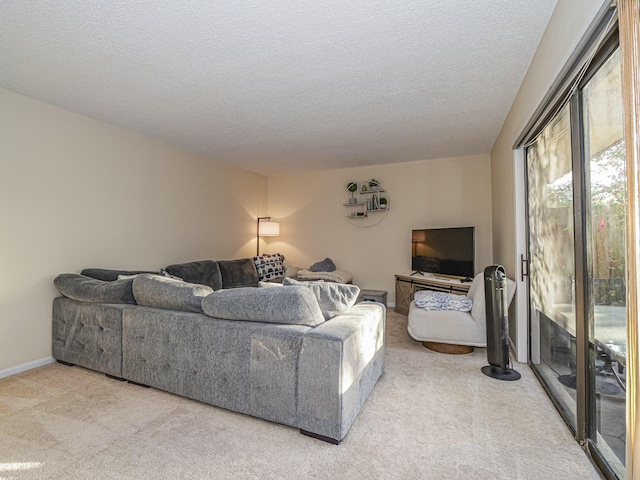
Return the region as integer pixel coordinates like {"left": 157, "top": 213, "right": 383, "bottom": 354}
{"left": 369, "top": 179, "right": 380, "bottom": 190}
{"left": 379, "top": 197, "right": 388, "bottom": 209}
{"left": 347, "top": 182, "right": 358, "bottom": 204}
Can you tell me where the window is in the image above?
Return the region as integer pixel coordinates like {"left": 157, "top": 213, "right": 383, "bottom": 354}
{"left": 518, "top": 6, "right": 628, "bottom": 479}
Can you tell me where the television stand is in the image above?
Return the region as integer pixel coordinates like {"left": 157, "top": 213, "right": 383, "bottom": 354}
{"left": 394, "top": 274, "right": 471, "bottom": 315}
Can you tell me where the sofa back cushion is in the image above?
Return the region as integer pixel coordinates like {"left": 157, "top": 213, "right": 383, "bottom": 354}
{"left": 218, "top": 258, "right": 259, "bottom": 288}
{"left": 54, "top": 273, "right": 136, "bottom": 304}
{"left": 81, "top": 268, "right": 156, "bottom": 282}
{"left": 163, "top": 260, "right": 223, "bottom": 291}
{"left": 201, "top": 286, "right": 325, "bottom": 326}
{"left": 132, "top": 274, "right": 213, "bottom": 314}
{"left": 282, "top": 278, "right": 360, "bottom": 320}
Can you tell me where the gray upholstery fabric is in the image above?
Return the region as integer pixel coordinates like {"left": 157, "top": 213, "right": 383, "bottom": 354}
{"left": 52, "top": 297, "right": 127, "bottom": 377}
{"left": 283, "top": 277, "right": 360, "bottom": 320}
{"left": 218, "top": 258, "right": 259, "bottom": 288}
{"left": 297, "top": 302, "right": 386, "bottom": 441}
{"left": 163, "top": 260, "right": 223, "bottom": 291}
{"left": 52, "top": 272, "right": 386, "bottom": 443}
{"left": 132, "top": 274, "right": 213, "bottom": 314}
{"left": 309, "top": 257, "right": 336, "bottom": 272}
{"left": 54, "top": 273, "right": 136, "bottom": 304}
{"left": 201, "top": 286, "right": 325, "bottom": 326}
{"left": 81, "top": 268, "right": 156, "bottom": 282}
{"left": 122, "top": 307, "right": 310, "bottom": 427}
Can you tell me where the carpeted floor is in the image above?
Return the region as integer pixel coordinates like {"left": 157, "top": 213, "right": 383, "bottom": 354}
{"left": 0, "top": 311, "right": 602, "bottom": 479}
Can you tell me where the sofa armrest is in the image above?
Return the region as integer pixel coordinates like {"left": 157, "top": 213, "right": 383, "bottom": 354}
{"left": 297, "top": 302, "right": 385, "bottom": 442}
{"left": 52, "top": 297, "right": 129, "bottom": 378}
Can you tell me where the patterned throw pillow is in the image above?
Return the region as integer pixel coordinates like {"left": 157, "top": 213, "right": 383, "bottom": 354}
{"left": 253, "top": 253, "right": 285, "bottom": 281}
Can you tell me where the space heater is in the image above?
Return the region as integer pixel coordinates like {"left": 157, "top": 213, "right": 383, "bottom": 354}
{"left": 481, "top": 265, "right": 520, "bottom": 381}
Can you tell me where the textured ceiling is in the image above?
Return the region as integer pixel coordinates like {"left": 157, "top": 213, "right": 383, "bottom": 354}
{"left": 0, "top": 1, "right": 557, "bottom": 176}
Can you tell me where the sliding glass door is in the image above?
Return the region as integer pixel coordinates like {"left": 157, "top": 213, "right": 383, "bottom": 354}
{"left": 582, "top": 47, "right": 626, "bottom": 477}
{"left": 527, "top": 103, "right": 577, "bottom": 430}
{"left": 526, "top": 43, "right": 627, "bottom": 479}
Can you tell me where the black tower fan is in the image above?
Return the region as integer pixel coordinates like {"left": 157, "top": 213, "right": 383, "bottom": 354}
{"left": 481, "top": 265, "right": 520, "bottom": 381}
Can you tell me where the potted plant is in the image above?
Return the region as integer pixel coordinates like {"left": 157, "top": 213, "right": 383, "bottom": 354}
{"left": 379, "top": 197, "right": 388, "bottom": 209}
{"left": 369, "top": 179, "right": 380, "bottom": 191}
{"left": 347, "top": 182, "right": 358, "bottom": 204}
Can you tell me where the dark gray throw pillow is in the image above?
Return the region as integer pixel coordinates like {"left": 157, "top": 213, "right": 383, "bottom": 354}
{"left": 163, "top": 260, "right": 223, "bottom": 291}
{"left": 218, "top": 258, "right": 259, "bottom": 288}
{"left": 309, "top": 257, "right": 337, "bottom": 272}
{"left": 54, "top": 273, "right": 136, "bottom": 304}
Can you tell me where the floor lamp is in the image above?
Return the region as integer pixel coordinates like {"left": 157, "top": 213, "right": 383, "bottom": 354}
{"left": 257, "top": 217, "right": 279, "bottom": 256}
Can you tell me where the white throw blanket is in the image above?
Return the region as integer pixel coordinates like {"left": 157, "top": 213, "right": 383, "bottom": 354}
{"left": 414, "top": 290, "right": 472, "bottom": 312}
{"left": 295, "top": 269, "right": 353, "bottom": 284}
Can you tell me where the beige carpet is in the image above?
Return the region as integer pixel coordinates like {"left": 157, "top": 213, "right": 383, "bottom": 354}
{"left": 0, "top": 311, "right": 602, "bottom": 479}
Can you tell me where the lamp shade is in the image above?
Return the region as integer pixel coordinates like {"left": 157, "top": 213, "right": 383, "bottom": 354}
{"left": 258, "top": 221, "right": 280, "bottom": 236}
{"left": 412, "top": 230, "right": 426, "bottom": 242}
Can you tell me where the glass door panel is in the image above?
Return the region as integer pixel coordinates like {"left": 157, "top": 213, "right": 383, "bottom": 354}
{"left": 526, "top": 103, "right": 577, "bottom": 429}
{"left": 582, "top": 47, "right": 626, "bottom": 477}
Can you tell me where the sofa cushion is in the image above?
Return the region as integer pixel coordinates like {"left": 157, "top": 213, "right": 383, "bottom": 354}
{"left": 282, "top": 278, "right": 324, "bottom": 285}
{"left": 253, "top": 253, "right": 285, "bottom": 281}
{"left": 283, "top": 259, "right": 301, "bottom": 278}
{"left": 282, "top": 278, "right": 360, "bottom": 320}
{"left": 218, "top": 258, "right": 259, "bottom": 288}
{"left": 132, "top": 274, "right": 213, "bottom": 314}
{"left": 81, "top": 268, "right": 156, "bottom": 282}
{"left": 54, "top": 273, "right": 136, "bottom": 304}
{"left": 201, "top": 286, "right": 325, "bottom": 326}
{"left": 163, "top": 260, "right": 223, "bottom": 291}
{"left": 118, "top": 269, "right": 182, "bottom": 281}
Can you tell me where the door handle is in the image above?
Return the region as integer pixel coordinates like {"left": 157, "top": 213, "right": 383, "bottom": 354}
{"left": 521, "top": 254, "right": 529, "bottom": 282}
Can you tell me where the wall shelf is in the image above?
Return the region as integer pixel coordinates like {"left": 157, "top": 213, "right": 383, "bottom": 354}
{"left": 344, "top": 181, "right": 390, "bottom": 227}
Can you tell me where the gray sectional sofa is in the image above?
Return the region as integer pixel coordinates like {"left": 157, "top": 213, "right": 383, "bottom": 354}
{"left": 52, "top": 258, "right": 385, "bottom": 444}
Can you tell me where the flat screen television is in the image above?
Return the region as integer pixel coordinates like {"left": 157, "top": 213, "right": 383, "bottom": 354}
{"left": 411, "top": 227, "right": 475, "bottom": 278}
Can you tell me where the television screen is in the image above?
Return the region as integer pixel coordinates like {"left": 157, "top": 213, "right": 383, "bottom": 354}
{"left": 411, "top": 227, "right": 475, "bottom": 278}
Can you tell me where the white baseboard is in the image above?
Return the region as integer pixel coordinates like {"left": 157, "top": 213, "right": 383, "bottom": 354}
{"left": 387, "top": 302, "right": 395, "bottom": 308}
{"left": 0, "top": 356, "right": 55, "bottom": 379}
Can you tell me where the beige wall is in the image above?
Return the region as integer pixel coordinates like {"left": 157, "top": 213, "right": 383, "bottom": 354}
{"left": 490, "top": 0, "right": 605, "bottom": 273}
{"left": 266, "top": 154, "right": 493, "bottom": 304}
{"left": 490, "top": 0, "right": 606, "bottom": 359}
{"left": 0, "top": 87, "right": 267, "bottom": 372}
{"left": 2, "top": 0, "right": 606, "bottom": 373}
